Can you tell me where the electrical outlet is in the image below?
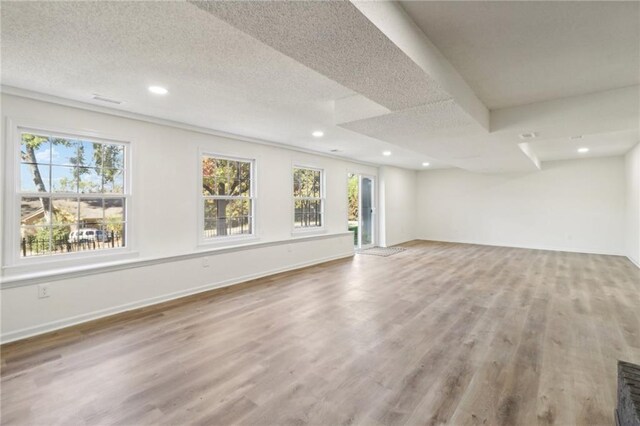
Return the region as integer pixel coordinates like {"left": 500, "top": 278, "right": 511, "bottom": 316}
{"left": 202, "top": 257, "right": 210, "bottom": 268}
{"left": 38, "top": 284, "right": 50, "bottom": 299}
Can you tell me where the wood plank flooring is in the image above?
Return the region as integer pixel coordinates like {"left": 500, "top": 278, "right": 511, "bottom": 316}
{"left": 1, "top": 241, "right": 639, "bottom": 425}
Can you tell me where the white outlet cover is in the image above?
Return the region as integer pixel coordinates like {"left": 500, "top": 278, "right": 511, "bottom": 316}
{"left": 38, "top": 284, "right": 50, "bottom": 298}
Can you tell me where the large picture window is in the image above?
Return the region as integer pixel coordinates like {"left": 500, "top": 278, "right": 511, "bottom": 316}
{"left": 293, "top": 166, "right": 324, "bottom": 229}
{"left": 17, "top": 130, "right": 128, "bottom": 258}
{"left": 201, "top": 154, "right": 254, "bottom": 239}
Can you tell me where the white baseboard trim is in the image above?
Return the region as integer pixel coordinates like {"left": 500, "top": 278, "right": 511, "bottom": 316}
{"left": 627, "top": 256, "right": 640, "bottom": 269}
{"left": 0, "top": 251, "right": 353, "bottom": 345}
{"left": 417, "top": 238, "right": 626, "bottom": 257}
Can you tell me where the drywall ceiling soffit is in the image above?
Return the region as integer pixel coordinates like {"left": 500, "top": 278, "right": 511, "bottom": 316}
{"left": 349, "top": 0, "right": 489, "bottom": 130}
{"left": 5, "top": 1, "right": 634, "bottom": 172}
{"left": 191, "top": 0, "right": 534, "bottom": 172}
{"left": 190, "top": 0, "right": 489, "bottom": 128}
{"left": 400, "top": 0, "right": 640, "bottom": 110}
{"left": 491, "top": 86, "right": 640, "bottom": 139}
{"left": 193, "top": 1, "right": 640, "bottom": 172}
{"left": 479, "top": 86, "right": 640, "bottom": 170}
{"left": 339, "top": 85, "right": 640, "bottom": 172}
{"left": 190, "top": 0, "right": 453, "bottom": 112}
{"left": 341, "top": 100, "right": 475, "bottom": 138}
{"left": 528, "top": 129, "right": 640, "bottom": 163}
{"left": 0, "top": 0, "right": 451, "bottom": 170}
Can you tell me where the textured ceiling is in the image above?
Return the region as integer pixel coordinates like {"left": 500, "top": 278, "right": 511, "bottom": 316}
{"left": 529, "top": 130, "right": 639, "bottom": 163}
{"left": 340, "top": 100, "right": 477, "bottom": 141}
{"left": 1, "top": 2, "right": 350, "bottom": 107}
{"left": 191, "top": 0, "right": 452, "bottom": 112}
{"left": 193, "top": 0, "right": 510, "bottom": 170}
{"left": 1, "top": 1, "right": 637, "bottom": 172}
{"left": 401, "top": 1, "right": 640, "bottom": 109}
{"left": 0, "top": 1, "right": 446, "bottom": 169}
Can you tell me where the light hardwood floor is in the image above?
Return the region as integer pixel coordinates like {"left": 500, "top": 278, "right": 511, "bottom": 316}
{"left": 1, "top": 241, "right": 639, "bottom": 425}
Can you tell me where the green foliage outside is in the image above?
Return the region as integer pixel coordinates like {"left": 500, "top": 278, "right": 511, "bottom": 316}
{"left": 202, "top": 157, "right": 252, "bottom": 235}
{"left": 293, "top": 168, "right": 321, "bottom": 198}
{"left": 348, "top": 174, "right": 359, "bottom": 245}
{"left": 293, "top": 168, "right": 322, "bottom": 227}
{"left": 348, "top": 174, "right": 358, "bottom": 221}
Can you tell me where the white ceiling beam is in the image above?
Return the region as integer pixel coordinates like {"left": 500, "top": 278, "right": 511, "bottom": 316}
{"left": 351, "top": 0, "right": 490, "bottom": 132}
{"left": 333, "top": 94, "right": 389, "bottom": 126}
{"left": 518, "top": 143, "right": 542, "bottom": 171}
{"left": 491, "top": 85, "right": 640, "bottom": 139}
{"left": 191, "top": 1, "right": 453, "bottom": 112}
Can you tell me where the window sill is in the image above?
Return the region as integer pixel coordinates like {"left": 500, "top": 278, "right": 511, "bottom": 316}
{"left": 2, "top": 249, "right": 140, "bottom": 284}
{"left": 1, "top": 232, "right": 354, "bottom": 288}
{"left": 197, "top": 234, "right": 259, "bottom": 250}
{"left": 291, "top": 227, "right": 327, "bottom": 237}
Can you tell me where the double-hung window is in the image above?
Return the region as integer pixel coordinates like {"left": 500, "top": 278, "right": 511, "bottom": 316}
{"left": 293, "top": 166, "right": 324, "bottom": 230}
{"left": 201, "top": 154, "right": 255, "bottom": 240}
{"left": 15, "top": 129, "right": 128, "bottom": 260}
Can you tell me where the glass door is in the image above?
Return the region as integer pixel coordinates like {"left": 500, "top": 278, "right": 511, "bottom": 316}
{"left": 360, "top": 175, "right": 375, "bottom": 248}
{"left": 348, "top": 173, "right": 375, "bottom": 249}
{"left": 347, "top": 173, "right": 359, "bottom": 247}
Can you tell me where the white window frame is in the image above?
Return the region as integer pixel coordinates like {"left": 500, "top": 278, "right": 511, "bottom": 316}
{"left": 3, "top": 119, "right": 133, "bottom": 271}
{"left": 291, "top": 164, "right": 326, "bottom": 235}
{"left": 198, "top": 151, "right": 257, "bottom": 247}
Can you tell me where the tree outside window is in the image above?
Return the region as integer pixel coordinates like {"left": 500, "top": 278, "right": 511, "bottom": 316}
{"left": 293, "top": 167, "right": 323, "bottom": 229}
{"left": 201, "top": 155, "right": 254, "bottom": 238}
{"left": 19, "top": 131, "right": 127, "bottom": 257}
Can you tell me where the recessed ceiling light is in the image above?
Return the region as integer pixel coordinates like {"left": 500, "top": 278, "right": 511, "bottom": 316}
{"left": 312, "top": 130, "right": 324, "bottom": 138}
{"left": 578, "top": 147, "right": 590, "bottom": 153}
{"left": 422, "top": 162, "right": 430, "bottom": 167}
{"left": 148, "top": 86, "right": 168, "bottom": 95}
{"left": 382, "top": 150, "right": 392, "bottom": 156}
{"left": 519, "top": 132, "right": 537, "bottom": 140}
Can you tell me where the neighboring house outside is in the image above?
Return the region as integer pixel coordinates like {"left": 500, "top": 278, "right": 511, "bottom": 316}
{"left": 20, "top": 198, "right": 122, "bottom": 238}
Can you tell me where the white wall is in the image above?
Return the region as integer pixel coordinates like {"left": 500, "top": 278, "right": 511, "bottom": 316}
{"left": 0, "top": 94, "right": 377, "bottom": 342}
{"left": 416, "top": 157, "right": 626, "bottom": 255}
{"left": 3, "top": 93, "right": 635, "bottom": 343}
{"left": 626, "top": 143, "right": 640, "bottom": 266}
{"left": 379, "top": 165, "right": 417, "bottom": 246}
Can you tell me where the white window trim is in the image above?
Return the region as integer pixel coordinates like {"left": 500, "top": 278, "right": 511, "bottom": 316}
{"left": 2, "top": 119, "right": 135, "bottom": 272}
{"left": 197, "top": 150, "right": 258, "bottom": 248}
{"left": 291, "top": 163, "right": 326, "bottom": 236}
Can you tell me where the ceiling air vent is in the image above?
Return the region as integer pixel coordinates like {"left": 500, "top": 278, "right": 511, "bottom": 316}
{"left": 92, "top": 94, "right": 122, "bottom": 105}
{"left": 518, "top": 132, "right": 537, "bottom": 140}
